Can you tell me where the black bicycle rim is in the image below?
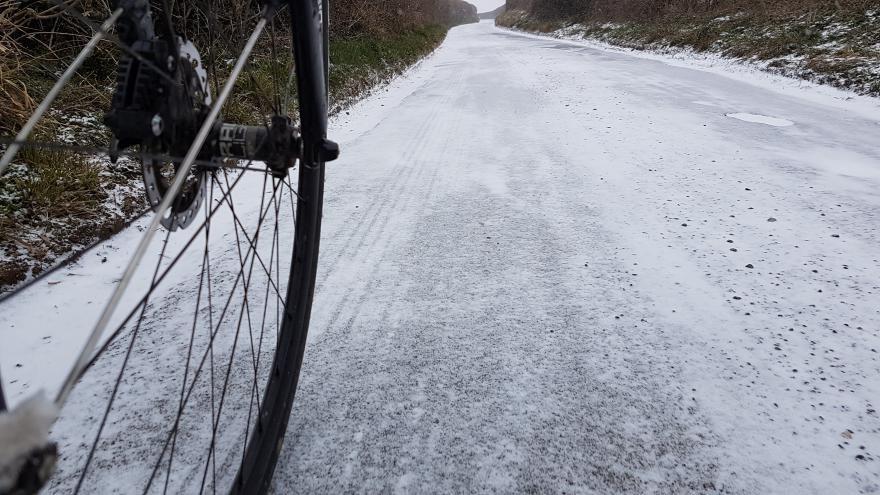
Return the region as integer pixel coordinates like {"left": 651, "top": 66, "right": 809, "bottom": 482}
{"left": 231, "top": 0, "right": 328, "bottom": 492}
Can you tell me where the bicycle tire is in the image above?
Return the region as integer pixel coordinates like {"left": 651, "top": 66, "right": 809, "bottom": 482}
{"left": 232, "top": 0, "right": 329, "bottom": 491}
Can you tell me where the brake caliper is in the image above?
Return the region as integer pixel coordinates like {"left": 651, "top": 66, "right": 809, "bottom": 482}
{"left": 104, "top": 0, "right": 210, "bottom": 230}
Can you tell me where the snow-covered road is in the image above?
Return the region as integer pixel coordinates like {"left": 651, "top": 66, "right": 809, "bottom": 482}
{"left": 275, "top": 21, "right": 880, "bottom": 493}
{"left": 2, "top": 19, "right": 879, "bottom": 493}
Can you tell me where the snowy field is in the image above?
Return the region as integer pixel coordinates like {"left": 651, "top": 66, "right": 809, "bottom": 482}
{"left": 2, "top": 20, "right": 880, "bottom": 493}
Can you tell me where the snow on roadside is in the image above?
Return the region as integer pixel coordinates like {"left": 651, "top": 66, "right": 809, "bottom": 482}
{"left": 497, "top": 25, "right": 880, "bottom": 123}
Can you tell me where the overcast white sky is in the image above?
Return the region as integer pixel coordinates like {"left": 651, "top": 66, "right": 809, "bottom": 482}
{"left": 470, "top": 0, "right": 505, "bottom": 13}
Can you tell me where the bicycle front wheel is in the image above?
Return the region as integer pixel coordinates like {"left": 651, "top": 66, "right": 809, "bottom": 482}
{"left": 6, "top": 1, "right": 336, "bottom": 493}
{"left": 233, "top": 0, "right": 331, "bottom": 491}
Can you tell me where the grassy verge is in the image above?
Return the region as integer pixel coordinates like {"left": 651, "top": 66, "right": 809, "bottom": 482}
{"left": 0, "top": 26, "right": 447, "bottom": 294}
{"left": 497, "top": 8, "right": 880, "bottom": 96}
{"left": 328, "top": 25, "right": 447, "bottom": 112}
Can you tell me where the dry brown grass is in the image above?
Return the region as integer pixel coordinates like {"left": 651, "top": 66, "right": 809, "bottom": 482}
{"left": 12, "top": 148, "right": 104, "bottom": 218}
{"left": 0, "top": 147, "right": 116, "bottom": 288}
{"left": 0, "top": 64, "right": 35, "bottom": 136}
{"left": 1, "top": 1, "right": 35, "bottom": 135}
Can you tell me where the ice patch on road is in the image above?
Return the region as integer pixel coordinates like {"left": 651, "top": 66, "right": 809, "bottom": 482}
{"left": 726, "top": 112, "right": 794, "bottom": 127}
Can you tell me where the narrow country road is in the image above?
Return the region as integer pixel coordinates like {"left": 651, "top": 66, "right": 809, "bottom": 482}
{"left": 272, "top": 21, "right": 880, "bottom": 493}
{"left": 2, "top": 19, "right": 879, "bottom": 494}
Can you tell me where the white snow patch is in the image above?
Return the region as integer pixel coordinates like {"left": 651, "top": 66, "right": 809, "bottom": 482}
{"left": 499, "top": 26, "right": 880, "bottom": 122}
{"left": 802, "top": 147, "right": 880, "bottom": 182}
{"left": 0, "top": 392, "right": 58, "bottom": 491}
{"left": 725, "top": 112, "right": 795, "bottom": 126}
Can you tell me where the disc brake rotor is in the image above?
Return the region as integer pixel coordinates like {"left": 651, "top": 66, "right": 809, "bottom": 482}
{"left": 142, "top": 39, "right": 211, "bottom": 231}
{"left": 142, "top": 158, "right": 205, "bottom": 230}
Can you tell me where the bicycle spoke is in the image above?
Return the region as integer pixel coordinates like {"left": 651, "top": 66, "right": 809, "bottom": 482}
{"left": 200, "top": 0, "right": 222, "bottom": 98}
{"left": 272, "top": 184, "right": 284, "bottom": 341}
{"left": 281, "top": 66, "right": 297, "bottom": 117}
{"left": 196, "top": 181, "right": 280, "bottom": 492}
{"left": 122, "top": 172, "right": 280, "bottom": 493}
{"left": 223, "top": 163, "right": 274, "bottom": 173}
{"left": 221, "top": 170, "right": 269, "bottom": 425}
{"left": 285, "top": 176, "right": 301, "bottom": 231}
{"left": 161, "top": 229, "right": 211, "bottom": 494}
{"left": 81, "top": 170, "right": 247, "bottom": 375}
{"left": 74, "top": 229, "right": 172, "bottom": 494}
{"left": 203, "top": 185, "right": 219, "bottom": 494}
{"left": 158, "top": 0, "right": 179, "bottom": 52}
{"left": 268, "top": 22, "right": 280, "bottom": 115}
{"left": 283, "top": 176, "right": 305, "bottom": 202}
{"left": 148, "top": 171, "right": 279, "bottom": 491}
{"left": 212, "top": 174, "right": 288, "bottom": 305}
{"left": 238, "top": 181, "right": 285, "bottom": 471}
